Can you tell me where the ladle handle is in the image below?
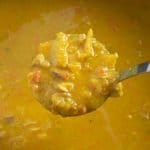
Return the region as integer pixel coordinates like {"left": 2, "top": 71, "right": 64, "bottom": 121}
{"left": 118, "top": 61, "right": 150, "bottom": 82}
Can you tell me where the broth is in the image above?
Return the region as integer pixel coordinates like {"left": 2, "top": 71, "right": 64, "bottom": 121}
{"left": 0, "top": 0, "right": 149, "bottom": 149}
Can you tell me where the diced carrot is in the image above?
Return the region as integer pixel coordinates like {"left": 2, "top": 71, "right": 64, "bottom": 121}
{"left": 98, "top": 69, "right": 105, "bottom": 75}
{"left": 98, "top": 67, "right": 108, "bottom": 76}
{"left": 32, "top": 71, "right": 41, "bottom": 83}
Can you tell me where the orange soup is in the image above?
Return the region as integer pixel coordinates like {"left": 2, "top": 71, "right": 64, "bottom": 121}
{"left": 0, "top": 0, "right": 149, "bottom": 149}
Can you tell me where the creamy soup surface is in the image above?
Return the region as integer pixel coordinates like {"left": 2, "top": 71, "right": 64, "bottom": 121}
{"left": 0, "top": 0, "right": 150, "bottom": 150}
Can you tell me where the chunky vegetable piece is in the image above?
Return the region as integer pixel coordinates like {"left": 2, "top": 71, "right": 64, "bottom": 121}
{"left": 28, "top": 29, "right": 123, "bottom": 116}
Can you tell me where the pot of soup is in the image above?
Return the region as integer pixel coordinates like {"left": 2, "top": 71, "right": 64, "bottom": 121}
{"left": 0, "top": 0, "right": 149, "bottom": 149}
